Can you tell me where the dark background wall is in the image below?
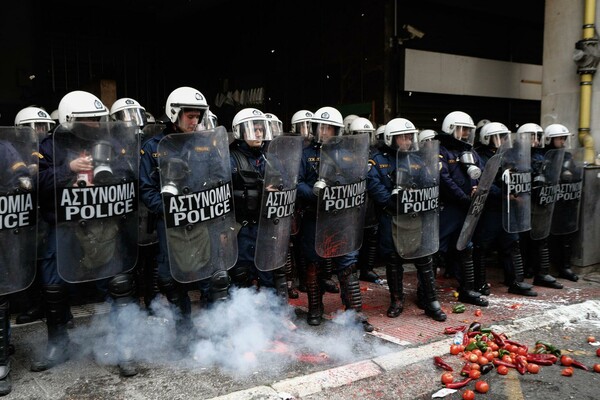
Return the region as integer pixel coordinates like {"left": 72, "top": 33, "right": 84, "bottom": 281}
{"left": 1, "top": 0, "right": 545, "bottom": 129}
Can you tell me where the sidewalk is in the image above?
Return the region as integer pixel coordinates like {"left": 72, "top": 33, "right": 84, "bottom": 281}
{"left": 5, "top": 262, "right": 600, "bottom": 400}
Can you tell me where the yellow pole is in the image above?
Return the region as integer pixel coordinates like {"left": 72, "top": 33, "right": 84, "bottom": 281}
{"left": 579, "top": 0, "right": 597, "bottom": 163}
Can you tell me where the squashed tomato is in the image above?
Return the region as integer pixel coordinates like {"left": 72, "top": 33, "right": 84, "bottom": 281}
{"left": 527, "top": 363, "right": 540, "bottom": 374}
{"left": 561, "top": 367, "right": 574, "bottom": 377}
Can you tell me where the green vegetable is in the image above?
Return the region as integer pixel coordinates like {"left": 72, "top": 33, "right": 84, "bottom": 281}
{"left": 452, "top": 304, "right": 466, "bottom": 313}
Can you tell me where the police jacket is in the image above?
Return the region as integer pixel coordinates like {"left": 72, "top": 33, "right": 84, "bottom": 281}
{"left": 297, "top": 141, "right": 321, "bottom": 214}
{"left": 438, "top": 134, "right": 482, "bottom": 208}
{"left": 229, "top": 141, "right": 266, "bottom": 223}
{"left": 0, "top": 140, "right": 31, "bottom": 194}
{"left": 139, "top": 123, "right": 181, "bottom": 216}
{"left": 39, "top": 125, "right": 133, "bottom": 225}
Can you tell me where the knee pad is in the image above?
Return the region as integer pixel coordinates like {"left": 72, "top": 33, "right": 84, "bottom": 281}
{"left": 108, "top": 273, "right": 135, "bottom": 299}
{"left": 229, "top": 263, "right": 251, "bottom": 287}
{"left": 209, "top": 270, "right": 230, "bottom": 302}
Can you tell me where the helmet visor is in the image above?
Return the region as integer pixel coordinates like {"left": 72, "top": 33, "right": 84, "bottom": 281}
{"left": 239, "top": 120, "right": 272, "bottom": 142}
{"left": 453, "top": 125, "right": 475, "bottom": 145}
{"left": 392, "top": 132, "right": 419, "bottom": 151}
{"left": 113, "top": 108, "right": 147, "bottom": 127}
{"left": 314, "top": 123, "right": 340, "bottom": 143}
{"left": 268, "top": 120, "right": 283, "bottom": 137}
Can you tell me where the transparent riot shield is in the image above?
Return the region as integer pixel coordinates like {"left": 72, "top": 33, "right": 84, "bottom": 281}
{"left": 530, "top": 148, "right": 565, "bottom": 240}
{"left": 54, "top": 122, "right": 139, "bottom": 283}
{"left": 158, "top": 126, "right": 237, "bottom": 282}
{"left": 0, "top": 127, "right": 38, "bottom": 295}
{"left": 457, "top": 137, "right": 511, "bottom": 251}
{"left": 137, "top": 123, "right": 165, "bottom": 246}
{"left": 255, "top": 135, "right": 303, "bottom": 271}
{"left": 392, "top": 139, "right": 440, "bottom": 258}
{"left": 550, "top": 147, "right": 584, "bottom": 235}
{"left": 501, "top": 131, "right": 531, "bottom": 233}
{"left": 315, "top": 134, "right": 369, "bottom": 258}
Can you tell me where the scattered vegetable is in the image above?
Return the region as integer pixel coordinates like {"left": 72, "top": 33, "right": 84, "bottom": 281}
{"left": 434, "top": 356, "right": 453, "bottom": 371}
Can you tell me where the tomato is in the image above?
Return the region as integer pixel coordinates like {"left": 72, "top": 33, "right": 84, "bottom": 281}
{"left": 489, "top": 342, "right": 499, "bottom": 352}
{"left": 450, "top": 344, "right": 462, "bottom": 355}
{"left": 491, "top": 351, "right": 499, "bottom": 359}
{"left": 475, "top": 380, "right": 489, "bottom": 394}
{"left": 441, "top": 372, "right": 454, "bottom": 384}
{"left": 468, "top": 369, "right": 481, "bottom": 379}
{"left": 470, "top": 363, "right": 480, "bottom": 371}
{"left": 561, "top": 367, "right": 573, "bottom": 377}
{"left": 501, "top": 355, "right": 513, "bottom": 364}
{"left": 596, "top": 348, "right": 600, "bottom": 357}
{"left": 462, "top": 389, "right": 475, "bottom": 400}
{"left": 472, "top": 349, "right": 482, "bottom": 357}
{"left": 560, "top": 355, "right": 573, "bottom": 366}
{"left": 468, "top": 353, "right": 479, "bottom": 363}
{"left": 587, "top": 336, "right": 595, "bottom": 343}
{"left": 483, "top": 351, "right": 494, "bottom": 361}
{"left": 497, "top": 365, "right": 509, "bottom": 375}
{"left": 474, "top": 309, "right": 482, "bottom": 317}
{"left": 592, "top": 363, "right": 600, "bottom": 373}
{"left": 516, "top": 347, "right": 528, "bottom": 356}
{"left": 527, "top": 363, "right": 540, "bottom": 374}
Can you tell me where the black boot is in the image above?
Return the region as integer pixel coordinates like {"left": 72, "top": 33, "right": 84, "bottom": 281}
{"left": 272, "top": 267, "right": 289, "bottom": 302}
{"left": 457, "top": 248, "right": 489, "bottom": 307}
{"left": 385, "top": 257, "right": 404, "bottom": 318}
{"left": 532, "top": 239, "right": 563, "bottom": 289}
{"left": 507, "top": 241, "right": 537, "bottom": 297}
{"left": 108, "top": 274, "right": 139, "bottom": 377}
{"left": 306, "top": 263, "right": 323, "bottom": 326}
{"left": 359, "top": 227, "right": 381, "bottom": 283}
{"left": 31, "top": 285, "right": 71, "bottom": 372}
{"left": 158, "top": 278, "right": 193, "bottom": 353}
{"left": 558, "top": 236, "right": 578, "bottom": 282}
{"left": 338, "top": 265, "right": 373, "bottom": 332}
{"left": 319, "top": 258, "right": 339, "bottom": 293}
{"left": 0, "top": 298, "right": 12, "bottom": 396}
{"left": 284, "top": 247, "right": 298, "bottom": 299}
{"left": 293, "top": 238, "right": 307, "bottom": 293}
{"left": 15, "top": 278, "right": 44, "bottom": 324}
{"left": 416, "top": 258, "right": 447, "bottom": 322}
{"left": 473, "top": 245, "right": 490, "bottom": 296}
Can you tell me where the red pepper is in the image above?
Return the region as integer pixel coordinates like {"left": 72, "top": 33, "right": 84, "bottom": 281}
{"left": 526, "top": 353, "right": 557, "bottom": 365}
{"left": 493, "top": 359, "right": 517, "bottom": 369}
{"left": 434, "top": 356, "right": 453, "bottom": 371}
{"left": 444, "top": 325, "right": 467, "bottom": 335}
{"left": 490, "top": 330, "right": 505, "bottom": 347}
{"left": 460, "top": 361, "right": 472, "bottom": 376}
{"left": 467, "top": 331, "right": 480, "bottom": 338}
{"left": 571, "top": 359, "right": 589, "bottom": 371}
{"left": 445, "top": 377, "right": 473, "bottom": 389}
{"left": 515, "top": 356, "right": 527, "bottom": 375}
{"left": 462, "top": 332, "right": 470, "bottom": 346}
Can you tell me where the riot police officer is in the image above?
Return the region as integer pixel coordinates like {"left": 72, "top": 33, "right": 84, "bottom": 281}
{"left": 473, "top": 122, "right": 537, "bottom": 297}
{"left": 438, "top": 111, "right": 488, "bottom": 306}
{"left": 139, "top": 87, "right": 218, "bottom": 348}
{"left": 297, "top": 106, "right": 373, "bottom": 332}
{"left": 367, "top": 117, "right": 446, "bottom": 321}
{"left": 33, "top": 90, "right": 140, "bottom": 376}
{"left": 349, "top": 117, "right": 382, "bottom": 284}
{"left": 229, "top": 108, "right": 278, "bottom": 291}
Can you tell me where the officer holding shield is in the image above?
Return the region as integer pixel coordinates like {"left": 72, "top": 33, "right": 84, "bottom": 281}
{"left": 297, "top": 106, "right": 373, "bottom": 332}
{"left": 367, "top": 118, "right": 446, "bottom": 322}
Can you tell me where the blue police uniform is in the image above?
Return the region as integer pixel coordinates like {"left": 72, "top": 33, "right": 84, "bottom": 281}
{"left": 437, "top": 134, "right": 488, "bottom": 306}
{"left": 367, "top": 146, "right": 446, "bottom": 321}
{"left": 297, "top": 140, "right": 372, "bottom": 331}
{"left": 472, "top": 144, "right": 537, "bottom": 296}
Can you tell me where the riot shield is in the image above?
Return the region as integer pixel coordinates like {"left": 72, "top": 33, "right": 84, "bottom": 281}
{"left": 138, "top": 123, "right": 165, "bottom": 246}
{"left": 530, "top": 148, "right": 565, "bottom": 240}
{"left": 550, "top": 147, "right": 584, "bottom": 235}
{"left": 457, "top": 137, "right": 511, "bottom": 251}
{"left": 315, "top": 134, "right": 369, "bottom": 258}
{"left": 501, "top": 131, "right": 531, "bottom": 233}
{"left": 255, "top": 135, "right": 303, "bottom": 271}
{"left": 0, "top": 127, "right": 37, "bottom": 295}
{"left": 392, "top": 139, "right": 440, "bottom": 258}
{"left": 158, "top": 126, "right": 237, "bottom": 282}
{"left": 54, "top": 122, "right": 139, "bottom": 283}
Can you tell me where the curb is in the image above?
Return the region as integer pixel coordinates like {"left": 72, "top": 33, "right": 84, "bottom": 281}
{"left": 207, "top": 299, "right": 600, "bottom": 400}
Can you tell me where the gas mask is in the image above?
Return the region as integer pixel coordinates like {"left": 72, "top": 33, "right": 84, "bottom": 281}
{"left": 459, "top": 151, "right": 482, "bottom": 179}
{"left": 91, "top": 140, "right": 114, "bottom": 184}
{"left": 161, "top": 157, "right": 189, "bottom": 196}
{"left": 17, "top": 176, "right": 33, "bottom": 192}
{"left": 560, "top": 159, "right": 574, "bottom": 182}
{"left": 313, "top": 179, "right": 327, "bottom": 196}
{"left": 392, "top": 167, "right": 412, "bottom": 195}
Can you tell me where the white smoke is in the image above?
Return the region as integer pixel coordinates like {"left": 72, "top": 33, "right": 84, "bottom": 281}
{"left": 64, "top": 286, "right": 397, "bottom": 377}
